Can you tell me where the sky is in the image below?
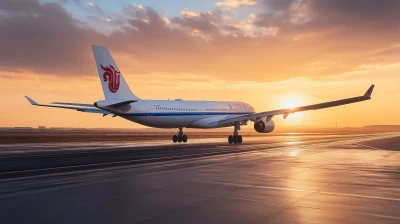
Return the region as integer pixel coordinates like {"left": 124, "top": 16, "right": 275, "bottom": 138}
{"left": 0, "top": 0, "right": 399, "bottom": 129}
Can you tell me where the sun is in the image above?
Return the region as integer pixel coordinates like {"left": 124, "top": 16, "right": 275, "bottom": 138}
{"left": 282, "top": 95, "right": 304, "bottom": 109}
{"left": 280, "top": 95, "right": 305, "bottom": 120}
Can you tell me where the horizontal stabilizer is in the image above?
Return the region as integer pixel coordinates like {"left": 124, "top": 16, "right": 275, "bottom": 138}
{"left": 25, "top": 96, "right": 112, "bottom": 115}
{"left": 94, "top": 99, "right": 136, "bottom": 108}
{"left": 52, "top": 102, "right": 95, "bottom": 107}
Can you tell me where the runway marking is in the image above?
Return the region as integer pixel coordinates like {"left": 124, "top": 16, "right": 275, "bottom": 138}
{"left": 0, "top": 149, "right": 243, "bottom": 176}
{"left": 291, "top": 206, "right": 400, "bottom": 220}
{"left": 294, "top": 205, "right": 321, "bottom": 209}
{"left": 352, "top": 212, "right": 400, "bottom": 220}
{"left": 0, "top": 137, "right": 347, "bottom": 178}
{"left": 161, "top": 184, "right": 400, "bottom": 222}
{"left": 1, "top": 140, "right": 309, "bottom": 178}
{"left": 140, "top": 140, "right": 350, "bottom": 177}
{"left": 353, "top": 143, "right": 384, "bottom": 150}
{"left": 185, "top": 180, "right": 400, "bottom": 202}
{"left": 317, "top": 190, "right": 400, "bottom": 202}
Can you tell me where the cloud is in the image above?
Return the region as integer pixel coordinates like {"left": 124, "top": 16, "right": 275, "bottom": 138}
{"left": 123, "top": 4, "right": 147, "bottom": 18}
{"left": 181, "top": 8, "right": 200, "bottom": 17}
{"left": 0, "top": 0, "right": 105, "bottom": 76}
{"left": 0, "top": 0, "right": 399, "bottom": 84}
{"left": 253, "top": 0, "right": 400, "bottom": 57}
{"left": 216, "top": 0, "right": 257, "bottom": 8}
{"left": 87, "top": 2, "right": 104, "bottom": 14}
{"left": 255, "top": 0, "right": 400, "bottom": 32}
{"left": 58, "top": 0, "right": 80, "bottom": 4}
{"left": 170, "top": 9, "right": 224, "bottom": 34}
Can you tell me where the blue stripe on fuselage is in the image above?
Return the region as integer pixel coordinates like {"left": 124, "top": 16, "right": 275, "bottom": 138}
{"left": 125, "top": 112, "right": 252, "bottom": 116}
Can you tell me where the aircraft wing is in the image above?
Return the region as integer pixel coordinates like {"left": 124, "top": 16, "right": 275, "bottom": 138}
{"left": 25, "top": 96, "right": 112, "bottom": 115}
{"left": 210, "top": 84, "right": 375, "bottom": 125}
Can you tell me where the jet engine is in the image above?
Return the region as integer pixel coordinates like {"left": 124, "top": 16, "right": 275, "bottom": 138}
{"left": 254, "top": 118, "right": 275, "bottom": 133}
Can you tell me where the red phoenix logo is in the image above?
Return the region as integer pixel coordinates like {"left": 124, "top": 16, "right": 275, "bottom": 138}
{"left": 100, "top": 64, "right": 120, "bottom": 93}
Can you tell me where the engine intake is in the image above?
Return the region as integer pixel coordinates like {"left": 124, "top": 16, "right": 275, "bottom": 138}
{"left": 254, "top": 119, "right": 275, "bottom": 133}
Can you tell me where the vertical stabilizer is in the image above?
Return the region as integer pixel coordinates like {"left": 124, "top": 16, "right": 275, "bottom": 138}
{"left": 92, "top": 45, "right": 140, "bottom": 101}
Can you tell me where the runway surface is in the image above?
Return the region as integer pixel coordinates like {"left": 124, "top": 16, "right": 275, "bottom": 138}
{"left": 0, "top": 133, "right": 399, "bottom": 223}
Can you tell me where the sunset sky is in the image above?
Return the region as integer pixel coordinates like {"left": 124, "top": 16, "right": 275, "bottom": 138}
{"left": 0, "top": 0, "right": 399, "bottom": 129}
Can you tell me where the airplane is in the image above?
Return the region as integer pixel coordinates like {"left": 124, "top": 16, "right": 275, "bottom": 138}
{"left": 25, "top": 45, "right": 375, "bottom": 144}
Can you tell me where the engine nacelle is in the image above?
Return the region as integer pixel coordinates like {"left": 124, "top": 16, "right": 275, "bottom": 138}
{"left": 254, "top": 119, "right": 275, "bottom": 133}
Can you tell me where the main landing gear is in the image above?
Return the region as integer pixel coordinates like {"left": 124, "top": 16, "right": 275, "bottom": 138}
{"left": 172, "top": 127, "right": 188, "bottom": 143}
{"left": 228, "top": 121, "right": 243, "bottom": 144}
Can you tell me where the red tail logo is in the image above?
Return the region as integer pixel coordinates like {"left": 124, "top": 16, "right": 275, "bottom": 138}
{"left": 100, "top": 64, "right": 120, "bottom": 93}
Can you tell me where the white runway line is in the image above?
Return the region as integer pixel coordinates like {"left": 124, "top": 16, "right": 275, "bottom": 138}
{"left": 184, "top": 179, "right": 400, "bottom": 202}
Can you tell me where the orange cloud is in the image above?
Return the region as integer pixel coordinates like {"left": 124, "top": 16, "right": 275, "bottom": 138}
{"left": 216, "top": 0, "right": 257, "bottom": 8}
{"left": 0, "top": 0, "right": 399, "bottom": 128}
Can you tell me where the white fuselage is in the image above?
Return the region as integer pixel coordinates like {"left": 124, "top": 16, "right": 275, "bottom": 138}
{"left": 118, "top": 99, "right": 255, "bottom": 129}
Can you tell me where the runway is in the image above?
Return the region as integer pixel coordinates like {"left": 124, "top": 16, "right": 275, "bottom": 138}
{"left": 0, "top": 133, "right": 399, "bottom": 223}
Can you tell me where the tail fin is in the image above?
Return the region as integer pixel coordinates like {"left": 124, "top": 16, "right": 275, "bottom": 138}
{"left": 92, "top": 45, "right": 140, "bottom": 101}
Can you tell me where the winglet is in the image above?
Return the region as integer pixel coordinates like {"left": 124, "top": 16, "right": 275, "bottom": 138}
{"left": 25, "top": 96, "right": 38, "bottom": 105}
{"left": 364, "top": 84, "right": 375, "bottom": 98}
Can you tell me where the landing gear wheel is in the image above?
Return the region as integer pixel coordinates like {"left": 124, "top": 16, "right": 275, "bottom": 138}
{"left": 172, "top": 135, "right": 178, "bottom": 143}
{"left": 182, "top": 135, "right": 188, "bottom": 143}
{"left": 233, "top": 135, "right": 238, "bottom": 144}
{"left": 177, "top": 135, "right": 183, "bottom": 142}
{"left": 237, "top": 135, "right": 242, "bottom": 144}
{"left": 228, "top": 121, "right": 243, "bottom": 145}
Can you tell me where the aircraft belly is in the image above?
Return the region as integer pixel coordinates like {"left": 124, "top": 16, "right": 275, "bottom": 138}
{"left": 126, "top": 115, "right": 203, "bottom": 128}
{"left": 188, "top": 115, "right": 236, "bottom": 128}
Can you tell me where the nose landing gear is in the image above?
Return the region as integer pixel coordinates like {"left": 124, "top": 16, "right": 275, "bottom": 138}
{"left": 228, "top": 122, "right": 243, "bottom": 144}
{"left": 172, "top": 127, "right": 187, "bottom": 143}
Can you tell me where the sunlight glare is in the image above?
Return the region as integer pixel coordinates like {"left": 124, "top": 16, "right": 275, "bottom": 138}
{"left": 282, "top": 95, "right": 304, "bottom": 109}
{"left": 280, "top": 95, "right": 305, "bottom": 120}
{"left": 290, "top": 149, "right": 298, "bottom": 157}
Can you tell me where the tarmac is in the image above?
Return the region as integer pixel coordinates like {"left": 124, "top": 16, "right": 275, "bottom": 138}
{"left": 0, "top": 133, "right": 399, "bottom": 223}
